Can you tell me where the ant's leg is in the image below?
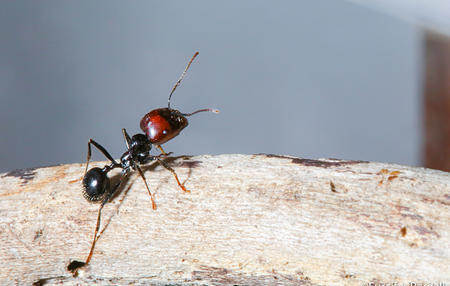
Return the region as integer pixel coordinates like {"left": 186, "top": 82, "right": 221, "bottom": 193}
{"left": 83, "top": 200, "right": 106, "bottom": 267}
{"left": 156, "top": 145, "right": 167, "bottom": 155}
{"left": 156, "top": 145, "right": 173, "bottom": 157}
{"left": 156, "top": 158, "right": 190, "bottom": 193}
{"left": 68, "top": 175, "right": 124, "bottom": 275}
{"left": 121, "top": 128, "right": 131, "bottom": 149}
{"left": 85, "top": 139, "right": 119, "bottom": 175}
{"left": 135, "top": 165, "right": 157, "bottom": 210}
{"left": 84, "top": 176, "right": 123, "bottom": 266}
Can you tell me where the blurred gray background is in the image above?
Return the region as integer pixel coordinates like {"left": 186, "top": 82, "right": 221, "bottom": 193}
{"left": 0, "top": 1, "right": 421, "bottom": 172}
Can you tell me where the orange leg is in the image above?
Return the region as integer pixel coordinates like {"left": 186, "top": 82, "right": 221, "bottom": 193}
{"left": 156, "top": 158, "right": 190, "bottom": 193}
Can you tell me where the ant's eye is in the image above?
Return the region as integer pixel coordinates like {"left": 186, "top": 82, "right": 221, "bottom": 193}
{"left": 162, "top": 129, "right": 168, "bottom": 135}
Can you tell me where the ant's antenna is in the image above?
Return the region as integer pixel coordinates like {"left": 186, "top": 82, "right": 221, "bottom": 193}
{"left": 181, "top": 108, "right": 219, "bottom": 117}
{"left": 167, "top": 52, "right": 199, "bottom": 109}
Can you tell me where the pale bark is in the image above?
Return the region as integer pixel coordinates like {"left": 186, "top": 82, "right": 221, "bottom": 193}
{"left": 0, "top": 154, "right": 449, "bottom": 285}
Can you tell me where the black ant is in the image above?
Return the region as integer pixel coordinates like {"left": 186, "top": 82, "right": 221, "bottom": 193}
{"left": 67, "top": 52, "right": 218, "bottom": 274}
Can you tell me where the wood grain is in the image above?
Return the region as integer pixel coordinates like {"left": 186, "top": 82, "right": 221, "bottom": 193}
{"left": 0, "top": 154, "right": 449, "bottom": 285}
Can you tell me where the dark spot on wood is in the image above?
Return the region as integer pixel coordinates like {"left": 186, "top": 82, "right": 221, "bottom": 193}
{"left": 400, "top": 213, "right": 424, "bottom": 221}
{"left": 192, "top": 266, "right": 313, "bottom": 285}
{"left": 296, "top": 270, "right": 311, "bottom": 281}
{"left": 413, "top": 225, "right": 440, "bottom": 238}
{"left": 32, "top": 278, "right": 48, "bottom": 286}
{"left": 32, "top": 276, "right": 67, "bottom": 286}
{"left": 258, "top": 154, "right": 295, "bottom": 160}
{"left": 330, "top": 181, "right": 337, "bottom": 193}
{"left": 400, "top": 226, "right": 407, "bottom": 237}
{"left": 33, "top": 229, "right": 43, "bottom": 241}
{"left": 255, "top": 154, "right": 367, "bottom": 168}
{"left": 409, "top": 242, "right": 418, "bottom": 248}
{"left": 3, "top": 167, "right": 37, "bottom": 185}
{"left": 395, "top": 205, "right": 426, "bottom": 221}
{"left": 291, "top": 158, "right": 367, "bottom": 167}
{"left": 395, "top": 205, "right": 411, "bottom": 212}
{"left": 180, "top": 160, "right": 202, "bottom": 168}
{"left": 422, "top": 194, "right": 450, "bottom": 206}
{"left": 342, "top": 272, "right": 355, "bottom": 279}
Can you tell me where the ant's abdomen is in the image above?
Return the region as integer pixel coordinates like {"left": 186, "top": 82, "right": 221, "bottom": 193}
{"left": 82, "top": 167, "right": 110, "bottom": 202}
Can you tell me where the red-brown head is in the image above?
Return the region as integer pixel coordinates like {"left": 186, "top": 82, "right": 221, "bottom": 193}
{"left": 140, "top": 107, "right": 218, "bottom": 145}
{"left": 139, "top": 52, "right": 218, "bottom": 145}
{"left": 140, "top": 108, "right": 187, "bottom": 145}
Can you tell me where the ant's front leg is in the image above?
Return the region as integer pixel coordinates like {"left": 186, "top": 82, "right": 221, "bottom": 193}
{"left": 156, "top": 145, "right": 173, "bottom": 157}
{"left": 155, "top": 157, "right": 189, "bottom": 193}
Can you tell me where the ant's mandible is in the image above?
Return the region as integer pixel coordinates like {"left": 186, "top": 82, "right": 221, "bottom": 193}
{"left": 67, "top": 52, "right": 218, "bottom": 274}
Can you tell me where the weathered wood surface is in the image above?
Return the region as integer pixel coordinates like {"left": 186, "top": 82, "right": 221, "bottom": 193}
{"left": 0, "top": 154, "right": 449, "bottom": 285}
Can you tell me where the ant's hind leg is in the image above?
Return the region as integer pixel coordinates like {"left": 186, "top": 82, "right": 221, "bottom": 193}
{"left": 85, "top": 139, "right": 119, "bottom": 175}
{"left": 83, "top": 199, "right": 107, "bottom": 267}
{"left": 156, "top": 158, "right": 190, "bottom": 193}
{"left": 68, "top": 176, "right": 124, "bottom": 275}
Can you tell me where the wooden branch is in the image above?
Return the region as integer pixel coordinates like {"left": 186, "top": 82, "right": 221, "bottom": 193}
{"left": 1, "top": 154, "right": 449, "bottom": 285}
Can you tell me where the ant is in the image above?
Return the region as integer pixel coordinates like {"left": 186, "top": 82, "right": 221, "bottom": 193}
{"left": 67, "top": 52, "right": 218, "bottom": 274}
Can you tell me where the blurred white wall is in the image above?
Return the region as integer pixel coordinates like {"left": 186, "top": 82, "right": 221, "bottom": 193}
{"left": 0, "top": 0, "right": 422, "bottom": 172}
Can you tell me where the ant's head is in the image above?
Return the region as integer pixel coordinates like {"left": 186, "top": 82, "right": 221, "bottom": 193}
{"left": 140, "top": 52, "right": 218, "bottom": 145}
